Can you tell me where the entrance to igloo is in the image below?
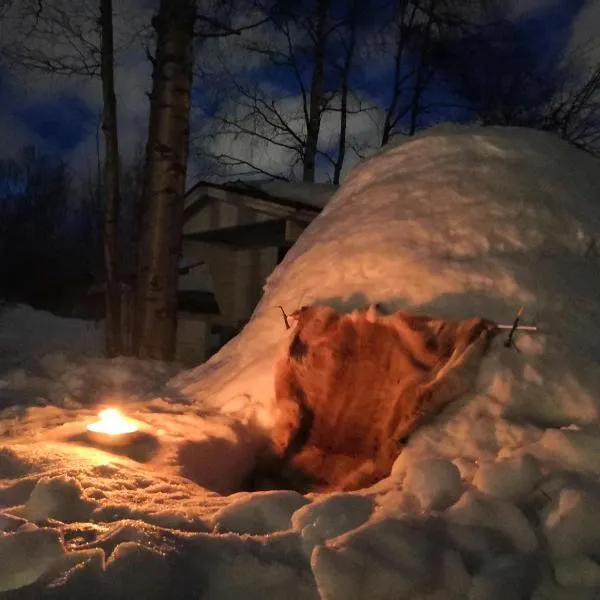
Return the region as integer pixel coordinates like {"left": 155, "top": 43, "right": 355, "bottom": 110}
{"left": 237, "top": 305, "right": 498, "bottom": 495}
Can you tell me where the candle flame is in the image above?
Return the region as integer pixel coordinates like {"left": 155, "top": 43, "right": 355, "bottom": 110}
{"left": 87, "top": 408, "right": 138, "bottom": 436}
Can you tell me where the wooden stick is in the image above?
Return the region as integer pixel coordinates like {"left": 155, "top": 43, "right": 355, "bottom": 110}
{"left": 496, "top": 324, "right": 538, "bottom": 332}
{"left": 276, "top": 305, "right": 291, "bottom": 330}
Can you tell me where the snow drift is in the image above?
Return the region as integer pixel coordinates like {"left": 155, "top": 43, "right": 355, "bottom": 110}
{"left": 2, "top": 124, "right": 600, "bottom": 598}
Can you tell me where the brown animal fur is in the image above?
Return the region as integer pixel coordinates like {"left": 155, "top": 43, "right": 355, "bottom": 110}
{"left": 263, "top": 304, "right": 497, "bottom": 493}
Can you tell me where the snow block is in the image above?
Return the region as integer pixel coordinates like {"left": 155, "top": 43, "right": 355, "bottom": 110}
{"left": 469, "top": 554, "right": 541, "bottom": 600}
{"left": 403, "top": 458, "right": 462, "bottom": 511}
{"left": 212, "top": 490, "right": 310, "bottom": 535}
{"left": 472, "top": 453, "right": 542, "bottom": 501}
{"left": 184, "top": 531, "right": 317, "bottom": 600}
{"left": 311, "top": 517, "right": 469, "bottom": 600}
{"left": 0, "top": 527, "right": 65, "bottom": 592}
{"left": 38, "top": 548, "right": 106, "bottom": 596}
{"left": 543, "top": 487, "right": 600, "bottom": 559}
{"left": 534, "top": 429, "right": 600, "bottom": 478}
{"left": 104, "top": 542, "right": 170, "bottom": 600}
{"left": 23, "top": 475, "right": 96, "bottom": 522}
{"left": 0, "top": 446, "right": 32, "bottom": 478}
{"left": 0, "top": 511, "right": 27, "bottom": 533}
{"left": 446, "top": 491, "right": 538, "bottom": 570}
{"left": 553, "top": 555, "right": 600, "bottom": 588}
{"left": 291, "top": 493, "right": 375, "bottom": 554}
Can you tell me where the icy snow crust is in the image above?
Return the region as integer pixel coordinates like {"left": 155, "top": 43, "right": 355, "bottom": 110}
{"left": 2, "top": 125, "right": 600, "bottom": 598}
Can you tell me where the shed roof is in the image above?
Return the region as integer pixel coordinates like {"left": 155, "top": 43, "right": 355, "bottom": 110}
{"left": 183, "top": 179, "right": 337, "bottom": 226}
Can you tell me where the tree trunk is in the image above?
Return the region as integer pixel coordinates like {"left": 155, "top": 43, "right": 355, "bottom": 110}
{"left": 408, "top": 0, "right": 435, "bottom": 136}
{"left": 381, "top": 0, "right": 417, "bottom": 146}
{"left": 100, "top": 0, "right": 122, "bottom": 357}
{"left": 333, "top": 0, "right": 358, "bottom": 185}
{"left": 302, "top": 0, "right": 330, "bottom": 183}
{"left": 133, "top": 0, "right": 195, "bottom": 360}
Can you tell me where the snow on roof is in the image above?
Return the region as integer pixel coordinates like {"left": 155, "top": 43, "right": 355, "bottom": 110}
{"left": 3, "top": 125, "right": 600, "bottom": 597}
{"left": 184, "top": 178, "right": 338, "bottom": 216}
{"left": 241, "top": 179, "right": 339, "bottom": 210}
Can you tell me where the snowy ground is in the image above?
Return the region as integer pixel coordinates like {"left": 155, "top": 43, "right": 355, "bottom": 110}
{"left": 2, "top": 124, "right": 600, "bottom": 598}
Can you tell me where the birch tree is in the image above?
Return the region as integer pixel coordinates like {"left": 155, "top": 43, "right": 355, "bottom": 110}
{"left": 0, "top": 0, "right": 142, "bottom": 355}
{"left": 100, "top": 0, "right": 124, "bottom": 356}
{"left": 133, "top": 0, "right": 266, "bottom": 359}
{"left": 132, "top": 0, "right": 195, "bottom": 360}
{"left": 1, "top": 0, "right": 264, "bottom": 359}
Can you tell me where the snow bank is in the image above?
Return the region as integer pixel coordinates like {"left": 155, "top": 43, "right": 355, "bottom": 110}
{"left": 2, "top": 125, "right": 600, "bottom": 598}
{"left": 0, "top": 304, "right": 102, "bottom": 371}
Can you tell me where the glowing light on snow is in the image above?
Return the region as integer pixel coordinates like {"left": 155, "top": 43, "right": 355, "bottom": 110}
{"left": 87, "top": 408, "right": 138, "bottom": 436}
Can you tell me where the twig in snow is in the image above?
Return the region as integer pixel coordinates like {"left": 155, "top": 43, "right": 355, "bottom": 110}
{"left": 503, "top": 306, "right": 526, "bottom": 350}
{"left": 496, "top": 324, "right": 538, "bottom": 332}
{"left": 276, "top": 305, "right": 291, "bottom": 330}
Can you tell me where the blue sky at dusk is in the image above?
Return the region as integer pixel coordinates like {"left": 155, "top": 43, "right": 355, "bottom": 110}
{"left": 15, "top": 95, "right": 95, "bottom": 153}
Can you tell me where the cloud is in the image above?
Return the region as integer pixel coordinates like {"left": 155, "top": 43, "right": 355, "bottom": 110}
{"left": 189, "top": 6, "right": 389, "bottom": 183}
{"left": 65, "top": 46, "right": 152, "bottom": 180}
{"left": 0, "top": 0, "right": 153, "bottom": 179}
{"left": 193, "top": 82, "right": 383, "bottom": 184}
{"left": 508, "top": 0, "right": 561, "bottom": 18}
{"left": 567, "top": 0, "right": 600, "bottom": 65}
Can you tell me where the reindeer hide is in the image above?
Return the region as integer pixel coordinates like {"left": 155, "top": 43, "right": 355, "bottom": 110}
{"left": 265, "top": 305, "right": 498, "bottom": 493}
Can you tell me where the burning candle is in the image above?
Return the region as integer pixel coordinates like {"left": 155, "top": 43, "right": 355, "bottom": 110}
{"left": 86, "top": 408, "right": 140, "bottom": 446}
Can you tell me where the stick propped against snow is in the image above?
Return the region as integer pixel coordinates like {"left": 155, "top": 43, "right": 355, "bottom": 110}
{"left": 496, "top": 324, "right": 538, "bottom": 332}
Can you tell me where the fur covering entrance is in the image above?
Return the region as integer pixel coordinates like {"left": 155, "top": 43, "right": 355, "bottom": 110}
{"left": 265, "top": 305, "right": 498, "bottom": 492}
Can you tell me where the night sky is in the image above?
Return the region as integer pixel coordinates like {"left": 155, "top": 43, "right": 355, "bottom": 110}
{"left": 0, "top": 0, "right": 597, "bottom": 181}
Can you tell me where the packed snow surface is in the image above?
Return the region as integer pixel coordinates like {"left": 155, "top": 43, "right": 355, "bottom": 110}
{"left": 2, "top": 125, "right": 600, "bottom": 598}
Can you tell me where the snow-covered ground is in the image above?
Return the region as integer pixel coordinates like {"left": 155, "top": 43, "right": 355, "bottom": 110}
{"left": 2, "top": 124, "right": 600, "bottom": 598}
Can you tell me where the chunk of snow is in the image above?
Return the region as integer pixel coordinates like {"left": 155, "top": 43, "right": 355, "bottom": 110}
{"left": 543, "top": 487, "right": 600, "bottom": 559}
{"left": 374, "top": 488, "right": 422, "bottom": 518}
{"left": 0, "top": 528, "right": 65, "bottom": 592}
{"left": 446, "top": 491, "right": 538, "bottom": 568}
{"left": 531, "top": 429, "right": 600, "bottom": 477}
{"left": 291, "top": 493, "right": 375, "bottom": 554}
{"left": 312, "top": 517, "right": 470, "bottom": 600}
{"left": 0, "top": 511, "right": 26, "bottom": 533}
{"left": 23, "top": 476, "right": 96, "bottom": 522}
{"left": 185, "top": 531, "right": 317, "bottom": 600}
{"left": 104, "top": 542, "right": 170, "bottom": 600}
{"left": 0, "top": 446, "right": 34, "bottom": 478}
{"left": 41, "top": 548, "right": 106, "bottom": 595}
{"left": 472, "top": 453, "right": 542, "bottom": 500}
{"left": 469, "top": 553, "right": 541, "bottom": 600}
{"left": 402, "top": 458, "right": 463, "bottom": 511}
{"left": 553, "top": 555, "right": 600, "bottom": 588}
{"left": 451, "top": 457, "right": 479, "bottom": 482}
{"left": 212, "top": 490, "right": 310, "bottom": 535}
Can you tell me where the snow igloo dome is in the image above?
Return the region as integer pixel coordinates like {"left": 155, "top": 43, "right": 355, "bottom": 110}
{"left": 3, "top": 124, "right": 600, "bottom": 599}
{"left": 179, "top": 124, "right": 600, "bottom": 436}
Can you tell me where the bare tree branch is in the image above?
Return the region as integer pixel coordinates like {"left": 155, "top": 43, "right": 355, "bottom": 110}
{"left": 207, "top": 152, "right": 290, "bottom": 180}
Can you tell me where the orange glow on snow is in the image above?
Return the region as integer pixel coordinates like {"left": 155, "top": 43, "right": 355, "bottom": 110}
{"left": 87, "top": 408, "right": 138, "bottom": 436}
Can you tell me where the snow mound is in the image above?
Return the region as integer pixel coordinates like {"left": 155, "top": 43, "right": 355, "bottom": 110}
{"left": 0, "top": 305, "right": 102, "bottom": 371}
{"left": 2, "top": 125, "right": 600, "bottom": 598}
{"left": 175, "top": 124, "right": 600, "bottom": 435}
